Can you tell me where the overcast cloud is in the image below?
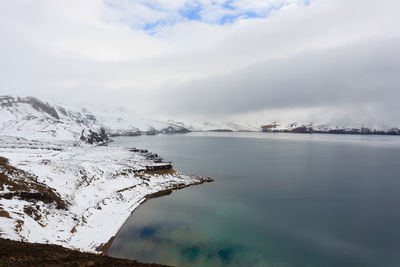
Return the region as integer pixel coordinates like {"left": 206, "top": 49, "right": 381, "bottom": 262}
{"left": 0, "top": 0, "right": 399, "bottom": 125}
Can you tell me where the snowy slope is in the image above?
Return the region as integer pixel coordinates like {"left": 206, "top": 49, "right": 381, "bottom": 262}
{"left": 0, "top": 96, "right": 212, "bottom": 252}
{"left": 0, "top": 95, "right": 189, "bottom": 140}
{"left": 167, "top": 119, "right": 260, "bottom": 132}
{"left": 168, "top": 119, "right": 400, "bottom": 134}
{"left": 0, "top": 95, "right": 103, "bottom": 141}
{"left": 261, "top": 121, "right": 400, "bottom": 135}
{"left": 0, "top": 136, "right": 211, "bottom": 252}
{"left": 92, "top": 108, "right": 189, "bottom": 136}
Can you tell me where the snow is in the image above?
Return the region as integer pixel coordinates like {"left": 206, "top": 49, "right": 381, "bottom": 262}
{"left": 167, "top": 119, "right": 261, "bottom": 132}
{"left": 0, "top": 136, "right": 210, "bottom": 252}
{"left": 0, "top": 95, "right": 190, "bottom": 139}
{"left": 0, "top": 96, "right": 102, "bottom": 141}
{"left": 93, "top": 109, "right": 171, "bottom": 133}
{"left": 0, "top": 96, "right": 209, "bottom": 253}
{"left": 1, "top": 94, "right": 398, "bottom": 255}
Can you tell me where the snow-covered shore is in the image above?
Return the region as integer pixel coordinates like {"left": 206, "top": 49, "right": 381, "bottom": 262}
{"left": 0, "top": 136, "right": 212, "bottom": 253}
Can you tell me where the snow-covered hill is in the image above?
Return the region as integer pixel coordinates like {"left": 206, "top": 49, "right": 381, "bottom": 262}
{"left": 166, "top": 119, "right": 400, "bottom": 135}
{"left": 166, "top": 119, "right": 260, "bottom": 132}
{"left": 0, "top": 136, "right": 211, "bottom": 252}
{"left": 93, "top": 109, "right": 189, "bottom": 136}
{"left": 0, "top": 95, "right": 105, "bottom": 141}
{"left": 261, "top": 122, "right": 400, "bottom": 135}
{"left": 0, "top": 95, "right": 212, "bottom": 253}
{"left": 2, "top": 95, "right": 398, "bottom": 141}
{"left": 0, "top": 95, "right": 189, "bottom": 141}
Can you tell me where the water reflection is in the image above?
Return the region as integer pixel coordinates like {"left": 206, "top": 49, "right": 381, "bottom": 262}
{"left": 112, "top": 219, "right": 254, "bottom": 266}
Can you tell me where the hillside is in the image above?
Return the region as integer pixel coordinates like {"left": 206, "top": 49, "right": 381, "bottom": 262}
{"left": 166, "top": 119, "right": 260, "bottom": 132}
{"left": 2, "top": 95, "right": 399, "bottom": 140}
{"left": 0, "top": 95, "right": 212, "bottom": 255}
{"left": 0, "top": 95, "right": 105, "bottom": 142}
{"left": 0, "top": 95, "right": 189, "bottom": 142}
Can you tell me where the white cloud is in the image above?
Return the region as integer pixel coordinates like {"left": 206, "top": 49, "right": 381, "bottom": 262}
{"left": 0, "top": 0, "right": 399, "bottom": 124}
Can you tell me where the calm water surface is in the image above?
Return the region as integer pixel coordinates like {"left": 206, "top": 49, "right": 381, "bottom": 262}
{"left": 109, "top": 133, "right": 400, "bottom": 267}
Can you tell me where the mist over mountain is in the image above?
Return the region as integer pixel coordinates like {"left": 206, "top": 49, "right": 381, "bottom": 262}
{"left": 0, "top": 95, "right": 189, "bottom": 142}
{"left": 1, "top": 95, "right": 399, "bottom": 140}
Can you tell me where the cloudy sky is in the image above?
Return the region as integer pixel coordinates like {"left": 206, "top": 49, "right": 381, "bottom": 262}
{"left": 1, "top": 0, "right": 399, "bottom": 125}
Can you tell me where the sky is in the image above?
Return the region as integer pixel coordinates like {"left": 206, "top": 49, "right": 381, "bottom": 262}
{"left": 0, "top": 0, "right": 400, "bottom": 126}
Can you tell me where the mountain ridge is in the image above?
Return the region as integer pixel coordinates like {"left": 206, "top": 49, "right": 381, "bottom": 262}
{"left": 1, "top": 95, "right": 399, "bottom": 139}
{"left": 0, "top": 95, "right": 189, "bottom": 142}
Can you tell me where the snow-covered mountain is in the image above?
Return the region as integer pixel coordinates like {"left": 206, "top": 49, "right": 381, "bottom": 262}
{"left": 260, "top": 122, "right": 400, "bottom": 135}
{"left": 92, "top": 109, "right": 190, "bottom": 136}
{"left": 0, "top": 95, "right": 189, "bottom": 142}
{"left": 166, "top": 120, "right": 260, "bottom": 132}
{"left": 168, "top": 119, "right": 400, "bottom": 135}
{"left": 0, "top": 96, "right": 212, "bottom": 253}
{"left": 2, "top": 95, "right": 399, "bottom": 139}
{"left": 0, "top": 95, "right": 102, "bottom": 141}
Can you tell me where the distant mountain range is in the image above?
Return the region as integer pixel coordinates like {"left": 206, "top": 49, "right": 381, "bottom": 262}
{"left": 165, "top": 120, "right": 260, "bottom": 132}
{"left": 260, "top": 122, "right": 400, "bottom": 136}
{"left": 1, "top": 95, "right": 399, "bottom": 142}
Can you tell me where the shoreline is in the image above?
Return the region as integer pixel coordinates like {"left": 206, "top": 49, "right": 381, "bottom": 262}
{"left": 0, "top": 135, "right": 213, "bottom": 256}
{"left": 110, "top": 128, "right": 400, "bottom": 138}
{"left": 99, "top": 175, "right": 213, "bottom": 255}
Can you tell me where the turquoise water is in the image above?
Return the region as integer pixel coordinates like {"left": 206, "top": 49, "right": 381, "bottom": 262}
{"left": 109, "top": 133, "right": 400, "bottom": 266}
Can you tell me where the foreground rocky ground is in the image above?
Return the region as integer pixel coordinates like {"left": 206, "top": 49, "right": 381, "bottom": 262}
{"left": 0, "top": 237, "right": 168, "bottom": 267}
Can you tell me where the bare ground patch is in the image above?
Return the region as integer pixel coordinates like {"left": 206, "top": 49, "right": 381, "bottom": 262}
{"left": 0, "top": 237, "right": 169, "bottom": 267}
{"left": 0, "top": 156, "right": 69, "bottom": 226}
{"left": 0, "top": 157, "right": 68, "bottom": 210}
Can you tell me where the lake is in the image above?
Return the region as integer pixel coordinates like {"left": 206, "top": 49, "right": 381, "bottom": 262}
{"left": 108, "top": 132, "right": 400, "bottom": 267}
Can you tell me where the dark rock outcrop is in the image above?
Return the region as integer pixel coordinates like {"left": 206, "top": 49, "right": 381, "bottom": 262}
{"left": 160, "top": 126, "right": 190, "bottom": 134}
{"left": 146, "top": 127, "right": 159, "bottom": 136}
{"left": 80, "top": 128, "right": 109, "bottom": 144}
{"left": 209, "top": 129, "right": 234, "bottom": 132}
{"left": 0, "top": 95, "right": 60, "bottom": 119}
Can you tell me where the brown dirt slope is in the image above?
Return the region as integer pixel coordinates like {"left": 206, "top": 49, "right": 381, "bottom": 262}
{"left": 0, "top": 157, "right": 68, "bottom": 210}
{"left": 0, "top": 237, "right": 169, "bottom": 267}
